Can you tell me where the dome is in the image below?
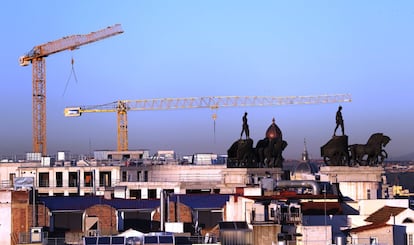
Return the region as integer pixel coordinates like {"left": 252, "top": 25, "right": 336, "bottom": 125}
{"left": 295, "top": 162, "right": 319, "bottom": 174}
{"left": 266, "top": 118, "right": 282, "bottom": 140}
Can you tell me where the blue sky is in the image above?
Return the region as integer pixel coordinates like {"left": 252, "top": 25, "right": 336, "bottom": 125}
{"left": 2, "top": 1, "right": 414, "bottom": 160}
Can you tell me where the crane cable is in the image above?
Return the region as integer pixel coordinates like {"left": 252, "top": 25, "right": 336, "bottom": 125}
{"left": 212, "top": 109, "right": 217, "bottom": 144}
{"left": 62, "top": 57, "right": 79, "bottom": 96}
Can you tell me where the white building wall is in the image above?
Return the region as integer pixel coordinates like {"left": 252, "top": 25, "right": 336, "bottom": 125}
{"left": 224, "top": 196, "right": 255, "bottom": 223}
{"left": 94, "top": 169, "right": 99, "bottom": 191}
{"left": 297, "top": 225, "right": 332, "bottom": 245}
{"left": 0, "top": 163, "right": 20, "bottom": 187}
{"left": 79, "top": 169, "right": 84, "bottom": 188}
{"left": 339, "top": 181, "right": 379, "bottom": 201}
{"left": 63, "top": 171, "right": 69, "bottom": 188}
{"left": 111, "top": 168, "right": 118, "bottom": 186}
{"left": 320, "top": 166, "right": 384, "bottom": 201}
{"left": 141, "top": 188, "right": 148, "bottom": 199}
{"left": 0, "top": 191, "right": 12, "bottom": 245}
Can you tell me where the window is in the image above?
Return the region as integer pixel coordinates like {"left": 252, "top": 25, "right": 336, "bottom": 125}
{"left": 270, "top": 208, "right": 275, "bottom": 218}
{"left": 130, "top": 189, "right": 141, "bottom": 199}
{"left": 100, "top": 171, "right": 111, "bottom": 187}
{"left": 370, "top": 237, "right": 378, "bottom": 245}
{"left": 148, "top": 189, "right": 157, "bottom": 199}
{"left": 9, "top": 173, "right": 15, "bottom": 187}
{"left": 408, "top": 234, "right": 413, "bottom": 245}
{"left": 403, "top": 217, "right": 414, "bottom": 223}
{"left": 69, "top": 172, "right": 78, "bottom": 187}
{"left": 56, "top": 172, "right": 62, "bottom": 187}
{"left": 84, "top": 172, "right": 93, "bottom": 187}
{"left": 122, "top": 171, "right": 127, "bottom": 182}
{"left": 39, "top": 173, "right": 49, "bottom": 187}
{"left": 144, "top": 171, "right": 148, "bottom": 182}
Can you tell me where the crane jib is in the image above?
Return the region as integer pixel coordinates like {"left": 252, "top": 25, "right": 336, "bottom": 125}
{"left": 19, "top": 24, "right": 123, "bottom": 65}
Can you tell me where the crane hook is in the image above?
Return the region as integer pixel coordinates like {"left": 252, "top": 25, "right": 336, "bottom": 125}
{"left": 212, "top": 111, "right": 217, "bottom": 144}
{"left": 62, "top": 56, "right": 79, "bottom": 96}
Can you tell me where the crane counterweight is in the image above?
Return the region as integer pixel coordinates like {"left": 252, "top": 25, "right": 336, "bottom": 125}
{"left": 64, "top": 108, "right": 82, "bottom": 117}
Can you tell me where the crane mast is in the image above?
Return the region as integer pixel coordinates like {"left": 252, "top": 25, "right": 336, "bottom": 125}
{"left": 64, "top": 94, "right": 352, "bottom": 151}
{"left": 20, "top": 24, "right": 123, "bottom": 155}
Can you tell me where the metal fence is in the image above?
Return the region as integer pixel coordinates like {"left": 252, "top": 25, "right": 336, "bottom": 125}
{"left": 46, "top": 237, "right": 67, "bottom": 245}
{"left": 18, "top": 231, "right": 48, "bottom": 244}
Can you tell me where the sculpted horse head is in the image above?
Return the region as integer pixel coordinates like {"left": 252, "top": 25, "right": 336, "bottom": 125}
{"left": 381, "top": 135, "right": 391, "bottom": 147}
{"left": 367, "top": 133, "right": 391, "bottom": 147}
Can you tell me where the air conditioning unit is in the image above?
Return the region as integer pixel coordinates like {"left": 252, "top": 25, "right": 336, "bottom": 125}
{"left": 268, "top": 203, "right": 277, "bottom": 221}
{"left": 30, "top": 227, "right": 42, "bottom": 243}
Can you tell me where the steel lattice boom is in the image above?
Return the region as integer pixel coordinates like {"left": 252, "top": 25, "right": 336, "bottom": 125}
{"left": 64, "top": 94, "right": 351, "bottom": 151}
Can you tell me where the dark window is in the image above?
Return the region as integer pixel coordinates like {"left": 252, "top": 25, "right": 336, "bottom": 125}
{"left": 122, "top": 171, "right": 127, "bottom": 182}
{"left": 56, "top": 172, "right": 62, "bottom": 187}
{"left": 130, "top": 190, "right": 141, "bottom": 199}
{"left": 144, "top": 236, "right": 158, "bottom": 243}
{"left": 84, "top": 237, "right": 97, "bottom": 245}
{"left": 69, "top": 172, "right": 78, "bottom": 187}
{"left": 98, "top": 237, "right": 110, "bottom": 244}
{"left": 39, "top": 173, "right": 49, "bottom": 187}
{"left": 159, "top": 235, "right": 174, "bottom": 243}
{"left": 403, "top": 217, "right": 414, "bottom": 223}
{"left": 148, "top": 189, "right": 157, "bottom": 199}
{"left": 111, "top": 236, "right": 125, "bottom": 244}
{"left": 144, "top": 171, "right": 148, "bottom": 182}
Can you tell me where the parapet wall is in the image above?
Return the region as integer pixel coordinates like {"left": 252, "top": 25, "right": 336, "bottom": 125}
{"left": 320, "top": 166, "right": 385, "bottom": 201}
{"left": 320, "top": 166, "right": 384, "bottom": 183}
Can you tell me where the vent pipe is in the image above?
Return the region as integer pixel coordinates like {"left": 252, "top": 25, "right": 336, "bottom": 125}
{"left": 275, "top": 180, "right": 320, "bottom": 195}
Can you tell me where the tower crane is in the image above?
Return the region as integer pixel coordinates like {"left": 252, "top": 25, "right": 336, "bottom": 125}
{"left": 64, "top": 94, "right": 352, "bottom": 151}
{"left": 19, "top": 24, "right": 123, "bottom": 155}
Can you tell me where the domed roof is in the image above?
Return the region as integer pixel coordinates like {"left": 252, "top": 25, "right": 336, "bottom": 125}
{"left": 266, "top": 118, "right": 282, "bottom": 140}
{"left": 295, "top": 162, "right": 319, "bottom": 174}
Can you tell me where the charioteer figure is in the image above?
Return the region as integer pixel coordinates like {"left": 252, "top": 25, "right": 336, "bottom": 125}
{"left": 240, "top": 112, "right": 250, "bottom": 139}
{"left": 334, "top": 106, "right": 345, "bottom": 136}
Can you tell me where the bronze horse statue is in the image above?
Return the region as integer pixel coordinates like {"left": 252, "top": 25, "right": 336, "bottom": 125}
{"left": 349, "top": 133, "right": 391, "bottom": 166}
{"left": 227, "top": 139, "right": 257, "bottom": 167}
{"left": 256, "top": 138, "right": 287, "bottom": 168}
{"left": 320, "top": 135, "right": 349, "bottom": 166}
